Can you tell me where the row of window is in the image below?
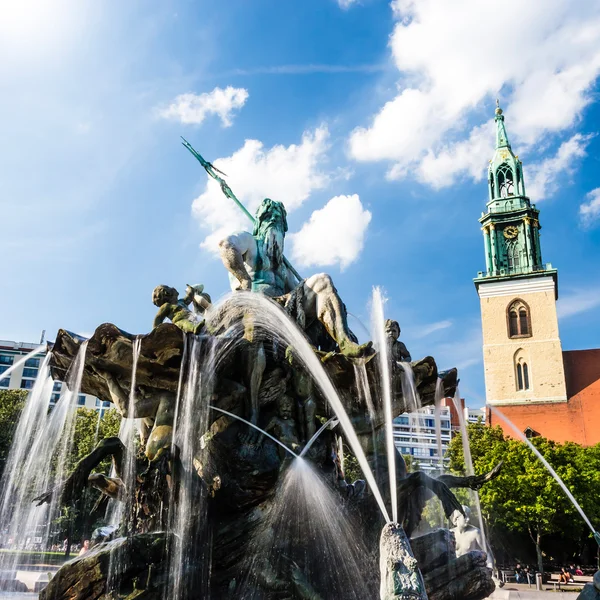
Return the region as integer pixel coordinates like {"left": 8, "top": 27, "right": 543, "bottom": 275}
{"left": 0, "top": 355, "right": 43, "bottom": 367}
{"left": 398, "top": 447, "right": 440, "bottom": 457}
{"left": 395, "top": 416, "right": 451, "bottom": 429}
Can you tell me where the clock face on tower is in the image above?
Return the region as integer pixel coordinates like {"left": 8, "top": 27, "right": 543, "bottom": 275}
{"left": 503, "top": 225, "right": 519, "bottom": 239}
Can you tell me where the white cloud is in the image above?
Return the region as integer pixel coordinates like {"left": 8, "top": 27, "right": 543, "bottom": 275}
{"left": 337, "top": 0, "right": 358, "bottom": 8}
{"left": 413, "top": 319, "right": 453, "bottom": 338}
{"left": 349, "top": 0, "right": 600, "bottom": 186}
{"left": 159, "top": 86, "right": 249, "bottom": 127}
{"left": 288, "top": 194, "right": 372, "bottom": 270}
{"left": 192, "top": 126, "right": 331, "bottom": 251}
{"left": 557, "top": 286, "right": 600, "bottom": 318}
{"left": 579, "top": 187, "right": 600, "bottom": 228}
{"left": 526, "top": 134, "right": 592, "bottom": 200}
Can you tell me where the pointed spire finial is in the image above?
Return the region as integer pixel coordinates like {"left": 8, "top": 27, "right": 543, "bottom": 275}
{"left": 495, "top": 98, "right": 502, "bottom": 116}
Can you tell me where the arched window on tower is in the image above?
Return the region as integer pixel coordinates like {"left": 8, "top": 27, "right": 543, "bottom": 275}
{"left": 514, "top": 349, "right": 531, "bottom": 391}
{"left": 497, "top": 163, "right": 514, "bottom": 198}
{"left": 507, "top": 299, "right": 532, "bottom": 338}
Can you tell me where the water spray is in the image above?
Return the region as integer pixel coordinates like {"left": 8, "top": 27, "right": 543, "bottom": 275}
{"left": 209, "top": 405, "right": 299, "bottom": 459}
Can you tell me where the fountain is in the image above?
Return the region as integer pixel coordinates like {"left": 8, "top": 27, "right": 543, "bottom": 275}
{"left": 1, "top": 143, "right": 506, "bottom": 600}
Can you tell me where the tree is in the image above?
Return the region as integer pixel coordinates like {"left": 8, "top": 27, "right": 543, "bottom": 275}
{"left": 447, "top": 424, "right": 600, "bottom": 573}
{"left": 55, "top": 408, "right": 122, "bottom": 549}
{"left": 0, "top": 389, "right": 28, "bottom": 477}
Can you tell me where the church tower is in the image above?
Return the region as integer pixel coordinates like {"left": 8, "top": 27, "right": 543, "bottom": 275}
{"left": 474, "top": 102, "right": 567, "bottom": 406}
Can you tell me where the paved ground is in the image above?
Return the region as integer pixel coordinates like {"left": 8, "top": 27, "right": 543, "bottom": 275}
{"left": 491, "top": 576, "right": 592, "bottom": 598}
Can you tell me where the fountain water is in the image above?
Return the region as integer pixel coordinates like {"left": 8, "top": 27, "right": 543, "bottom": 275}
{"left": 0, "top": 342, "right": 87, "bottom": 573}
{"left": 300, "top": 416, "right": 338, "bottom": 457}
{"left": 167, "top": 335, "right": 215, "bottom": 600}
{"left": 434, "top": 378, "right": 445, "bottom": 471}
{"left": 235, "top": 457, "right": 378, "bottom": 599}
{"left": 452, "top": 389, "right": 489, "bottom": 561}
{"left": 211, "top": 405, "right": 299, "bottom": 459}
{"left": 0, "top": 344, "right": 46, "bottom": 385}
{"left": 106, "top": 337, "right": 142, "bottom": 594}
{"left": 370, "top": 286, "right": 397, "bottom": 523}
{"left": 206, "top": 292, "right": 391, "bottom": 524}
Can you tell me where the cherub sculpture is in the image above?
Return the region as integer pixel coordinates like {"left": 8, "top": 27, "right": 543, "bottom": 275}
{"left": 385, "top": 319, "right": 411, "bottom": 362}
{"left": 152, "top": 284, "right": 207, "bottom": 335}
{"left": 265, "top": 394, "right": 300, "bottom": 459}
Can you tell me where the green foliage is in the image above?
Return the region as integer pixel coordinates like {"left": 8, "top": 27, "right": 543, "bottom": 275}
{"left": 55, "top": 408, "right": 121, "bottom": 545}
{"left": 0, "top": 389, "right": 28, "bottom": 476}
{"left": 70, "top": 408, "right": 121, "bottom": 470}
{"left": 447, "top": 424, "right": 600, "bottom": 569}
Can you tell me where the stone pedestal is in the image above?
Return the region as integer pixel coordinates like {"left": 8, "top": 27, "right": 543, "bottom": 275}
{"left": 411, "top": 529, "right": 495, "bottom": 600}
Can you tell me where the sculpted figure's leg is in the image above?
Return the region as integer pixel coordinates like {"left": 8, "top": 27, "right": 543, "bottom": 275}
{"left": 146, "top": 392, "right": 176, "bottom": 461}
{"left": 304, "top": 273, "right": 371, "bottom": 357}
{"left": 247, "top": 342, "right": 266, "bottom": 425}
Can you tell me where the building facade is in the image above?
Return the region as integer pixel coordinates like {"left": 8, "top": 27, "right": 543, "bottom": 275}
{"left": 393, "top": 405, "right": 452, "bottom": 471}
{"left": 474, "top": 105, "right": 600, "bottom": 445}
{"left": 0, "top": 339, "right": 106, "bottom": 415}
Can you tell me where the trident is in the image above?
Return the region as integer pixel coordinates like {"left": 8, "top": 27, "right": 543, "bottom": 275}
{"left": 182, "top": 137, "right": 303, "bottom": 284}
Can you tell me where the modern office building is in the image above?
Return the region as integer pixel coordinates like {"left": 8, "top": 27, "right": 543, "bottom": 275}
{"left": 0, "top": 338, "right": 108, "bottom": 415}
{"left": 393, "top": 405, "right": 452, "bottom": 471}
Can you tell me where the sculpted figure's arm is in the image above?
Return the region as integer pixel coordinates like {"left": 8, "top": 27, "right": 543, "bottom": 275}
{"left": 219, "top": 232, "right": 254, "bottom": 291}
{"left": 153, "top": 304, "right": 170, "bottom": 329}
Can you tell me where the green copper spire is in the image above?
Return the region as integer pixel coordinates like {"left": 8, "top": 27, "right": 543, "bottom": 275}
{"left": 494, "top": 99, "right": 510, "bottom": 149}
{"left": 474, "top": 101, "right": 557, "bottom": 294}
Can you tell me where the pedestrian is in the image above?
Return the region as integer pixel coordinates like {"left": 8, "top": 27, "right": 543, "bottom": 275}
{"left": 78, "top": 540, "right": 90, "bottom": 556}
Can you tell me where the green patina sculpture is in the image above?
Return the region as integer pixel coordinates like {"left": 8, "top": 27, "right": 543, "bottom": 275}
{"left": 184, "top": 140, "right": 370, "bottom": 358}
{"left": 379, "top": 523, "right": 427, "bottom": 600}
{"left": 152, "top": 284, "right": 205, "bottom": 335}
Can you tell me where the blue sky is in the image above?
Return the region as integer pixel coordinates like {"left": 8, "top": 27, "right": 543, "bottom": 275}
{"left": 2, "top": 0, "right": 600, "bottom": 406}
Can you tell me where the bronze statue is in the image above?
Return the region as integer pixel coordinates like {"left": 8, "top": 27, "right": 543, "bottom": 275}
{"left": 385, "top": 319, "right": 411, "bottom": 362}
{"left": 152, "top": 284, "right": 205, "bottom": 335}
{"left": 219, "top": 198, "right": 371, "bottom": 357}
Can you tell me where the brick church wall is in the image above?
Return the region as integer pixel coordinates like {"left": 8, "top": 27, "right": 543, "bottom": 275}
{"left": 489, "top": 349, "right": 600, "bottom": 446}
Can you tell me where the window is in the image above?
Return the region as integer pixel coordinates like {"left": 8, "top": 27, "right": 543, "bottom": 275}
{"left": 77, "top": 395, "right": 86, "bottom": 406}
{"left": 95, "top": 399, "right": 101, "bottom": 407}
{"left": 523, "top": 363, "right": 530, "bottom": 389}
{"left": 20, "top": 379, "right": 35, "bottom": 390}
{"left": 497, "top": 163, "right": 514, "bottom": 198}
{"left": 0, "top": 355, "right": 14, "bottom": 366}
{"left": 50, "top": 393, "right": 60, "bottom": 403}
{"left": 507, "top": 242, "right": 520, "bottom": 269}
{"left": 507, "top": 299, "right": 531, "bottom": 338}
{"left": 0, "top": 379, "right": 9, "bottom": 388}
{"left": 25, "top": 358, "right": 40, "bottom": 368}
{"left": 509, "top": 311, "right": 518, "bottom": 336}
{"left": 22, "top": 368, "right": 38, "bottom": 379}
{"left": 0, "top": 365, "right": 9, "bottom": 375}
{"left": 53, "top": 382, "right": 62, "bottom": 392}
{"left": 519, "top": 309, "right": 529, "bottom": 335}
{"left": 397, "top": 416, "right": 409, "bottom": 425}
{"left": 515, "top": 350, "right": 531, "bottom": 391}
{"left": 102, "top": 401, "right": 110, "bottom": 407}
